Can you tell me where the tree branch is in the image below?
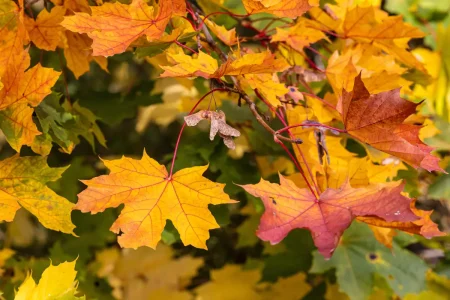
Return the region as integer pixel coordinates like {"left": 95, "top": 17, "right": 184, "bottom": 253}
{"left": 192, "top": 7, "right": 302, "bottom": 145}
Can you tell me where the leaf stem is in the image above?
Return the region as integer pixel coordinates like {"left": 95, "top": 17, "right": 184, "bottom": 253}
{"left": 254, "top": 89, "right": 321, "bottom": 197}
{"left": 275, "top": 140, "right": 319, "bottom": 199}
{"left": 175, "top": 40, "right": 198, "bottom": 54}
{"left": 197, "top": 11, "right": 250, "bottom": 31}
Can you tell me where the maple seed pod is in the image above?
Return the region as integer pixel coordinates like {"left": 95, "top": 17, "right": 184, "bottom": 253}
{"left": 184, "top": 110, "right": 208, "bottom": 126}
{"left": 184, "top": 110, "right": 240, "bottom": 149}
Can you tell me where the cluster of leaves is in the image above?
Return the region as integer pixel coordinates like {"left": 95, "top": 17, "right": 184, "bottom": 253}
{"left": 1, "top": 0, "right": 450, "bottom": 299}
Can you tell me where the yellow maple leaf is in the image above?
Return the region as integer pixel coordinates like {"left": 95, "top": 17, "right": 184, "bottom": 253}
{"left": 195, "top": 265, "right": 311, "bottom": 300}
{"left": 271, "top": 18, "right": 328, "bottom": 52}
{"left": 95, "top": 244, "right": 201, "bottom": 299}
{"left": 50, "top": 0, "right": 91, "bottom": 13}
{"left": 14, "top": 260, "right": 82, "bottom": 300}
{"left": 0, "top": 155, "right": 75, "bottom": 234}
{"left": 0, "top": 0, "right": 29, "bottom": 77}
{"left": 64, "top": 31, "right": 108, "bottom": 79}
{"left": 195, "top": 265, "right": 262, "bottom": 300}
{"left": 243, "top": 0, "right": 317, "bottom": 18}
{"left": 24, "top": 6, "right": 67, "bottom": 51}
{"left": 160, "top": 50, "right": 219, "bottom": 78}
{"left": 61, "top": 0, "right": 186, "bottom": 56}
{"left": 243, "top": 73, "right": 288, "bottom": 107}
{"left": 0, "top": 50, "right": 60, "bottom": 151}
{"left": 205, "top": 19, "right": 238, "bottom": 46}
{"left": 76, "top": 150, "right": 237, "bottom": 249}
{"left": 160, "top": 50, "right": 289, "bottom": 79}
{"left": 257, "top": 273, "right": 311, "bottom": 300}
{"left": 326, "top": 46, "right": 412, "bottom": 97}
{"left": 311, "top": 4, "right": 426, "bottom": 71}
{"left": 0, "top": 50, "right": 61, "bottom": 109}
{"left": 367, "top": 225, "right": 397, "bottom": 249}
{"left": 0, "top": 103, "right": 40, "bottom": 151}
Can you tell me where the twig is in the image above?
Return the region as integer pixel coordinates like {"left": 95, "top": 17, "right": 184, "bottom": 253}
{"left": 276, "top": 123, "right": 347, "bottom": 135}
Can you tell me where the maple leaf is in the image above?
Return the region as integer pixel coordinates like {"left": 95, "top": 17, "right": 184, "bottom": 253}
{"left": 243, "top": 73, "right": 288, "bottom": 107}
{"left": 160, "top": 50, "right": 289, "bottom": 79}
{"left": 95, "top": 244, "right": 202, "bottom": 299}
{"left": 311, "top": 222, "right": 429, "bottom": 299}
{"left": 195, "top": 264, "right": 311, "bottom": 300}
{"left": 0, "top": 155, "right": 75, "bottom": 234}
{"left": 24, "top": 6, "right": 67, "bottom": 51}
{"left": 50, "top": 0, "right": 91, "bottom": 13}
{"left": 204, "top": 19, "right": 238, "bottom": 46}
{"left": 61, "top": 0, "right": 186, "bottom": 56}
{"left": 243, "top": 0, "right": 317, "bottom": 18}
{"left": 76, "top": 150, "right": 236, "bottom": 249}
{"left": 240, "top": 175, "right": 418, "bottom": 258}
{"left": 0, "top": 103, "right": 40, "bottom": 151}
{"left": 0, "top": 0, "right": 29, "bottom": 76}
{"left": 0, "top": 50, "right": 61, "bottom": 151}
{"left": 63, "top": 32, "right": 108, "bottom": 79}
{"left": 326, "top": 47, "right": 413, "bottom": 97}
{"left": 310, "top": 4, "right": 426, "bottom": 71}
{"left": 271, "top": 18, "right": 328, "bottom": 52}
{"left": 0, "top": 50, "right": 61, "bottom": 110}
{"left": 14, "top": 260, "right": 83, "bottom": 300}
{"left": 358, "top": 200, "right": 445, "bottom": 239}
{"left": 338, "top": 74, "right": 442, "bottom": 172}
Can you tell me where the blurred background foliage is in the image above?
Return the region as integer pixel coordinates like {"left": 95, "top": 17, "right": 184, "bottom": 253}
{"left": 1, "top": 0, "right": 450, "bottom": 299}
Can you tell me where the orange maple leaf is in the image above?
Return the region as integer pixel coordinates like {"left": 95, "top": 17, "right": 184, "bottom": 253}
{"left": 338, "top": 74, "right": 442, "bottom": 172}
{"left": 64, "top": 32, "right": 108, "bottom": 79}
{"left": 0, "top": 50, "right": 60, "bottom": 151}
{"left": 24, "top": 6, "right": 67, "bottom": 51}
{"left": 243, "top": 0, "right": 316, "bottom": 18}
{"left": 240, "top": 175, "right": 418, "bottom": 258}
{"left": 0, "top": 0, "right": 29, "bottom": 76}
{"left": 309, "top": 5, "right": 426, "bottom": 71}
{"left": 61, "top": 0, "right": 186, "bottom": 56}
{"left": 76, "top": 151, "right": 237, "bottom": 249}
{"left": 0, "top": 50, "right": 61, "bottom": 110}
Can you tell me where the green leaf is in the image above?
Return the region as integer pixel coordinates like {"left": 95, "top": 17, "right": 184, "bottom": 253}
{"left": 310, "top": 222, "right": 428, "bottom": 299}
{"left": 76, "top": 83, "right": 161, "bottom": 126}
{"left": 35, "top": 94, "right": 106, "bottom": 153}
{"left": 428, "top": 167, "right": 450, "bottom": 200}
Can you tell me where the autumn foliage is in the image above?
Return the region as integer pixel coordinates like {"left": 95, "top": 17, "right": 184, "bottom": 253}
{"left": 1, "top": 0, "right": 450, "bottom": 299}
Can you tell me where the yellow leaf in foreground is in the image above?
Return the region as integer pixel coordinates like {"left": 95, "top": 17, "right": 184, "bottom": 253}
{"left": 76, "top": 150, "right": 237, "bottom": 249}
{"left": 0, "top": 155, "right": 75, "bottom": 234}
{"left": 15, "top": 260, "right": 83, "bottom": 300}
